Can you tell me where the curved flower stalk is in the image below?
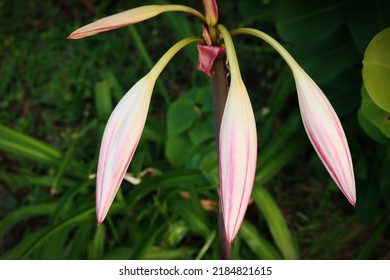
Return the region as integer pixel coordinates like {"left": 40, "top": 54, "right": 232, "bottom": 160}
{"left": 218, "top": 25, "right": 257, "bottom": 243}
{"left": 96, "top": 37, "right": 201, "bottom": 223}
{"left": 231, "top": 28, "right": 356, "bottom": 206}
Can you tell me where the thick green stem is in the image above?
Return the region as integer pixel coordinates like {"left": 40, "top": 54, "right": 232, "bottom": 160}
{"left": 211, "top": 58, "right": 231, "bottom": 260}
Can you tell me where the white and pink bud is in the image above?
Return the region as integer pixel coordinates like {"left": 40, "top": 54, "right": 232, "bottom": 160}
{"left": 219, "top": 77, "right": 258, "bottom": 243}
{"left": 293, "top": 68, "right": 356, "bottom": 206}
{"left": 96, "top": 76, "right": 155, "bottom": 223}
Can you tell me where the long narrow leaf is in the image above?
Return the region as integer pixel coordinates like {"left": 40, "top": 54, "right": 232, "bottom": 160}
{"left": 88, "top": 225, "right": 106, "bottom": 259}
{"left": 196, "top": 230, "right": 216, "bottom": 260}
{"left": 256, "top": 133, "right": 308, "bottom": 185}
{"left": 357, "top": 217, "right": 389, "bottom": 259}
{"left": 0, "top": 125, "right": 61, "bottom": 162}
{"left": 258, "top": 114, "right": 301, "bottom": 167}
{"left": 0, "top": 204, "right": 56, "bottom": 238}
{"left": 126, "top": 169, "right": 209, "bottom": 208}
{"left": 172, "top": 198, "right": 210, "bottom": 238}
{"left": 66, "top": 221, "right": 95, "bottom": 259}
{"left": 130, "top": 222, "right": 164, "bottom": 260}
{"left": 1, "top": 206, "right": 99, "bottom": 259}
{"left": 252, "top": 186, "right": 299, "bottom": 259}
{"left": 239, "top": 220, "right": 282, "bottom": 260}
{"left": 0, "top": 125, "right": 86, "bottom": 178}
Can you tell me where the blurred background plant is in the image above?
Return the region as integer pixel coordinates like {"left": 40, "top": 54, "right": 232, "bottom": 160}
{"left": 0, "top": 0, "right": 389, "bottom": 259}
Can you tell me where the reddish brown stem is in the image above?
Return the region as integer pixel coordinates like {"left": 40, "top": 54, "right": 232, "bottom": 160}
{"left": 211, "top": 58, "right": 231, "bottom": 260}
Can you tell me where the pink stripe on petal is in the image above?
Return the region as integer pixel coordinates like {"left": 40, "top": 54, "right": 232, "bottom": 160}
{"left": 96, "top": 77, "right": 155, "bottom": 223}
{"left": 68, "top": 6, "right": 164, "bottom": 39}
{"left": 95, "top": 37, "right": 201, "bottom": 224}
{"left": 219, "top": 80, "right": 257, "bottom": 243}
{"left": 294, "top": 70, "right": 356, "bottom": 206}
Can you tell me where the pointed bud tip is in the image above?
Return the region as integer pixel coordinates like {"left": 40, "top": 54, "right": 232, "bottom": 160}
{"left": 349, "top": 197, "right": 356, "bottom": 208}
{"left": 67, "top": 31, "right": 80, "bottom": 39}
{"left": 67, "top": 31, "right": 94, "bottom": 39}
{"left": 96, "top": 209, "right": 105, "bottom": 225}
{"left": 97, "top": 216, "right": 104, "bottom": 225}
{"left": 202, "top": 0, "right": 218, "bottom": 26}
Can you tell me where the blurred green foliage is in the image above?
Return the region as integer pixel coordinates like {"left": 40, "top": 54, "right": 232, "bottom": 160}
{"left": 0, "top": 0, "right": 389, "bottom": 259}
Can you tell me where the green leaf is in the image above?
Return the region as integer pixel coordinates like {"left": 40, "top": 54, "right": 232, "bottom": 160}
{"left": 126, "top": 169, "right": 209, "bottom": 209}
{"left": 359, "top": 85, "right": 390, "bottom": 139}
{"left": 0, "top": 124, "right": 61, "bottom": 166}
{"left": 50, "top": 180, "right": 92, "bottom": 224}
{"left": 129, "top": 222, "right": 164, "bottom": 260}
{"left": 2, "top": 228, "right": 50, "bottom": 259}
{"left": 1, "top": 207, "right": 95, "bottom": 259}
{"left": 103, "top": 247, "right": 133, "bottom": 260}
{"left": 88, "top": 225, "right": 106, "bottom": 259}
{"left": 357, "top": 217, "right": 389, "bottom": 259}
{"left": 252, "top": 186, "right": 299, "bottom": 259}
{"left": 128, "top": 25, "right": 170, "bottom": 105}
{"left": 258, "top": 114, "right": 301, "bottom": 166}
{"left": 37, "top": 229, "right": 71, "bottom": 259}
{"left": 95, "top": 79, "right": 114, "bottom": 139}
{"left": 357, "top": 109, "right": 389, "bottom": 144}
{"left": 67, "top": 221, "right": 95, "bottom": 259}
{"left": 95, "top": 80, "right": 113, "bottom": 119}
{"left": 348, "top": 0, "right": 390, "bottom": 53}
{"left": 267, "top": 65, "right": 295, "bottom": 115}
{"left": 259, "top": 66, "right": 295, "bottom": 147}
{"left": 363, "top": 28, "right": 390, "bottom": 112}
{"left": 165, "top": 220, "right": 189, "bottom": 247}
{"left": 239, "top": 221, "right": 282, "bottom": 260}
{"left": 0, "top": 204, "right": 56, "bottom": 238}
{"left": 144, "top": 247, "right": 194, "bottom": 260}
{"left": 142, "top": 116, "right": 166, "bottom": 144}
{"left": 380, "top": 160, "right": 390, "bottom": 206}
{"left": 165, "top": 133, "right": 193, "bottom": 167}
{"left": 0, "top": 125, "right": 86, "bottom": 178}
{"left": 172, "top": 197, "right": 210, "bottom": 238}
{"left": 195, "top": 231, "right": 216, "bottom": 260}
{"left": 292, "top": 27, "right": 360, "bottom": 84}
{"left": 239, "top": 0, "right": 275, "bottom": 22}
{"left": 103, "top": 71, "right": 125, "bottom": 102}
{"left": 161, "top": 9, "right": 197, "bottom": 63}
{"left": 189, "top": 115, "right": 214, "bottom": 146}
{"left": 194, "top": 86, "right": 212, "bottom": 112}
{"left": 0, "top": 172, "right": 75, "bottom": 189}
{"left": 51, "top": 134, "right": 79, "bottom": 193}
{"left": 324, "top": 68, "right": 361, "bottom": 116}
{"left": 167, "top": 99, "right": 196, "bottom": 136}
{"left": 355, "top": 170, "right": 382, "bottom": 226}
{"left": 256, "top": 132, "right": 308, "bottom": 185}
{"left": 276, "top": 0, "right": 349, "bottom": 44}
